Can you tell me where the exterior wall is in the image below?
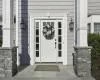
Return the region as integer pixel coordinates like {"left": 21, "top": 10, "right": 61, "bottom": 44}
{"left": 18, "top": 0, "right": 74, "bottom": 65}
{"left": 0, "top": 0, "right": 2, "bottom": 15}
{"left": 0, "top": 0, "right": 100, "bottom": 65}
{"left": 17, "top": 0, "right": 100, "bottom": 65}
{"left": 88, "top": 0, "right": 100, "bottom": 15}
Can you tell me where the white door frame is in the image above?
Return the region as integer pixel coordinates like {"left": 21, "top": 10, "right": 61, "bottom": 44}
{"left": 35, "top": 20, "right": 63, "bottom": 62}
{"left": 30, "top": 13, "right": 68, "bottom": 65}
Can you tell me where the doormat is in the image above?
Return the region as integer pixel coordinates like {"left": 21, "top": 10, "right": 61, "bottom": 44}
{"left": 34, "top": 65, "right": 60, "bottom": 71}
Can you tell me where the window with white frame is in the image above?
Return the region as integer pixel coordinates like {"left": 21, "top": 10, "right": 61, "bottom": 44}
{"left": 88, "top": 23, "right": 91, "bottom": 33}
{"left": 94, "top": 23, "right": 100, "bottom": 34}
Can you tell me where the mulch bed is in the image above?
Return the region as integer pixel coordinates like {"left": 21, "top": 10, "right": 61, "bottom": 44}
{"left": 92, "top": 66, "right": 100, "bottom": 80}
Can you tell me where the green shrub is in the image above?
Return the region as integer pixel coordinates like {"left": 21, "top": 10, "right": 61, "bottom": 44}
{"left": 0, "top": 37, "right": 2, "bottom": 47}
{"left": 88, "top": 34, "right": 100, "bottom": 70}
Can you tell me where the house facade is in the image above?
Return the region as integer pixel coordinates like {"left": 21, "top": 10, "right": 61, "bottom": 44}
{"left": 0, "top": 0, "right": 100, "bottom": 66}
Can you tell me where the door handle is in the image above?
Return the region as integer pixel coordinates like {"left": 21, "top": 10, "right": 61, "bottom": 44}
{"left": 55, "top": 39, "right": 57, "bottom": 48}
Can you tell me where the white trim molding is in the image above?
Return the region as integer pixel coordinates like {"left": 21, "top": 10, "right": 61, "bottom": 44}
{"left": 16, "top": 0, "right": 19, "bottom": 66}
{"left": 30, "top": 13, "right": 68, "bottom": 65}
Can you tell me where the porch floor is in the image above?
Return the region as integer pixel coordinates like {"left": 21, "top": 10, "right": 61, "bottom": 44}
{"left": 0, "top": 63, "right": 95, "bottom": 80}
{"left": 14, "top": 63, "right": 81, "bottom": 80}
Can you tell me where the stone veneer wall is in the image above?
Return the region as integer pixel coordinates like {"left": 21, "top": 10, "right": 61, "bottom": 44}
{"left": 0, "top": 47, "right": 17, "bottom": 78}
{"left": 73, "top": 46, "right": 92, "bottom": 77}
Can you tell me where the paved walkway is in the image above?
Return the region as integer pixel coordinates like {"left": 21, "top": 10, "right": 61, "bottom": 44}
{"left": 0, "top": 64, "right": 95, "bottom": 80}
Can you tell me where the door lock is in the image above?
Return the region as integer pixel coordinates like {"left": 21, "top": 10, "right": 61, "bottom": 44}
{"left": 55, "top": 42, "right": 56, "bottom": 48}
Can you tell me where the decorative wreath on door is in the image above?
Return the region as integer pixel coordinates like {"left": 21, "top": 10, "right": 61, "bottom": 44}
{"left": 42, "top": 24, "right": 55, "bottom": 40}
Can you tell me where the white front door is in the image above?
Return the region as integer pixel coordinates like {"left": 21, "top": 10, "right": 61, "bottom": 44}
{"left": 35, "top": 20, "right": 63, "bottom": 63}
{"left": 41, "top": 20, "right": 56, "bottom": 62}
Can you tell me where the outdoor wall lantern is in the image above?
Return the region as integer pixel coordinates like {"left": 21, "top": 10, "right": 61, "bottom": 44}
{"left": 20, "top": 19, "right": 26, "bottom": 29}
{"left": 69, "top": 18, "right": 74, "bottom": 31}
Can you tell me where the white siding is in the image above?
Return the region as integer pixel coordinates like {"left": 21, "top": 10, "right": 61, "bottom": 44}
{"left": 0, "top": 0, "right": 100, "bottom": 65}
{"left": 18, "top": 0, "right": 100, "bottom": 65}
{"left": 18, "top": 0, "right": 74, "bottom": 65}
{"left": 0, "top": 0, "right": 2, "bottom": 15}
{"left": 88, "top": 0, "right": 100, "bottom": 15}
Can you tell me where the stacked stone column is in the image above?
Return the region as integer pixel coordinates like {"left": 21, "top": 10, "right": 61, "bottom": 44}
{"left": 0, "top": 47, "right": 17, "bottom": 78}
{"left": 73, "top": 47, "right": 92, "bottom": 77}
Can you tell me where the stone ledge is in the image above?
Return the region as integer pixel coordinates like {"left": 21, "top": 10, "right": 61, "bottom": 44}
{"left": 73, "top": 46, "right": 92, "bottom": 49}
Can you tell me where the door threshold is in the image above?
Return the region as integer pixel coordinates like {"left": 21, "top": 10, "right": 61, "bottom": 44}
{"left": 35, "top": 62, "right": 63, "bottom": 65}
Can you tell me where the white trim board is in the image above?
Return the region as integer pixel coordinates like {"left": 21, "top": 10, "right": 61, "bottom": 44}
{"left": 30, "top": 13, "right": 68, "bottom": 65}
{"left": 88, "top": 15, "right": 100, "bottom": 23}
{"left": 16, "top": 0, "right": 19, "bottom": 66}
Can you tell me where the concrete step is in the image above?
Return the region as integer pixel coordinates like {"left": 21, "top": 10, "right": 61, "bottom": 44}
{"left": 0, "top": 76, "right": 96, "bottom": 80}
{"left": 12, "top": 77, "right": 81, "bottom": 80}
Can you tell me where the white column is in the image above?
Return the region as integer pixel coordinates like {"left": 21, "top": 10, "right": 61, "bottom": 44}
{"left": 16, "top": 0, "right": 20, "bottom": 66}
{"left": 76, "top": 0, "right": 88, "bottom": 47}
{"left": 2, "top": 0, "right": 13, "bottom": 47}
